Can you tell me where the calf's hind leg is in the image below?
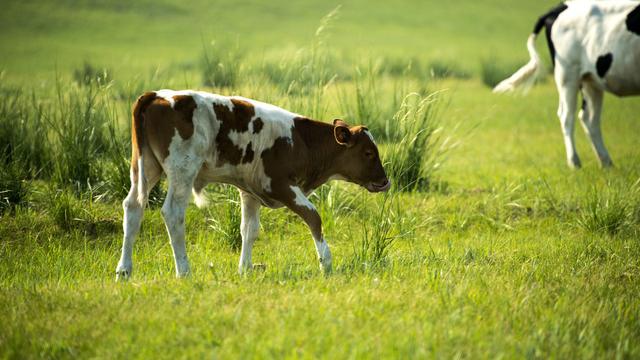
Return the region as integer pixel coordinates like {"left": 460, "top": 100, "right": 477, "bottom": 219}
{"left": 116, "top": 153, "right": 162, "bottom": 281}
{"left": 162, "top": 163, "right": 202, "bottom": 278}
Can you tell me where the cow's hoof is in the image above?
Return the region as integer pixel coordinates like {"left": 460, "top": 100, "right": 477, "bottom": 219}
{"left": 600, "top": 158, "right": 614, "bottom": 168}
{"left": 175, "top": 261, "right": 191, "bottom": 278}
{"left": 568, "top": 156, "right": 582, "bottom": 169}
{"left": 175, "top": 271, "right": 191, "bottom": 279}
{"left": 253, "top": 263, "right": 267, "bottom": 272}
{"left": 319, "top": 260, "right": 332, "bottom": 275}
{"left": 115, "top": 267, "right": 131, "bottom": 282}
{"left": 238, "top": 263, "right": 266, "bottom": 275}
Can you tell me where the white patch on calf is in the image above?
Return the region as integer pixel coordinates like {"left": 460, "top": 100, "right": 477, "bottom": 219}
{"left": 290, "top": 185, "right": 315, "bottom": 211}
{"left": 192, "top": 188, "right": 208, "bottom": 208}
{"left": 364, "top": 130, "right": 376, "bottom": 145}
{"left": 314, "top": 236, "right": 332, "bottom": 273}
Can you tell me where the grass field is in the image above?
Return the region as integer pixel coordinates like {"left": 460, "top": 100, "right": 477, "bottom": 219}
{"left": 2, "top": 0, "right": 640, "bottom": 358}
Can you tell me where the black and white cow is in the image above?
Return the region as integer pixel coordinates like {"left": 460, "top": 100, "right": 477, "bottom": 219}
{"left": 494, "top": 1, "right": 640, "bottom": 168}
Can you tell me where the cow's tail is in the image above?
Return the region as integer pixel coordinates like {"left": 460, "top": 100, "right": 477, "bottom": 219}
{"left": 493, "top": 3, "right": 567, "bottom": 93}
{"left": 492, "top": 34, "right": 541, "bottom": 93}
{"left": 131, "top": 92, "right": 157, "bottom": 206}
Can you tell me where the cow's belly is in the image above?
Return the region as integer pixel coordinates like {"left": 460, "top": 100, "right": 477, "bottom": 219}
{"left": 195, "top": 160, "right": 284, "bottom": 209}
{"left": 606, "top": 49, "right": 640, "bottom": 96}
{"left": 606, "top": 78, "right": 640, "bottom": 96}
{"left": 593, "top": 31, "right": 640, "bottom": 96}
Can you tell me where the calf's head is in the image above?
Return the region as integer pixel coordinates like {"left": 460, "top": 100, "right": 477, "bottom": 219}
{"left": 333, "top": 119, "right": 390, "bottom": 192}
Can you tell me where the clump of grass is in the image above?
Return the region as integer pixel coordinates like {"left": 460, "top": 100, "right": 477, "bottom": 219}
{"left": 260, "top": 6, "right": 341, "bottom": 119}
{"left": 49, "top": 189, "right": 83, "bottom": 231}
{"left": 47, "top": 186, "right": 116, "bottom": 236}
{"left": 312, "top": 182, "right": 358, "bottom": 232}
{"left": 384, "top": 92, "right": 451, "bottom": 192}
{"left": 261, "top": 51, "right": 338, "bottom": 98}
{"left": 337, "top": 63, "right": 407, "bottom": 142}
{"left": 73, "top": 61, "right": 112, "bottom": 86}
{"left": 0, "top": 86, "right": 49, "bottom": 179}
{"left": 577, "top": 190, "right": 630, "bottom": 236}
{"left": 350, "top": 195, "right": 395, "bottom": 270}
{"left": 93, "top": 100, "right": 131, "bottom": 202}
{"left": 428, "top": 60, "right": 470, "bottom": 80}
{"left": 207, "top": 185, "right": 242, "bottom": 251}
{"left": 480, "top": 57, "right": 523, "bottom": 88}
{"left": 48, "top": 81, "right": 117, "bottom": 190}
{"left": 375, "top": 57, "right": 469, "bottom": 80}
{"left": 349, "top": 192, "right": 416, "bottom": 271}
{"left": 201, "top": 38, "right": 243, "bottom": 89}
{"left": 378, "top": 56, "right": 423, "bottom": 78}
{"left": 0, "top": 159, "right": 30, "bottom": 215}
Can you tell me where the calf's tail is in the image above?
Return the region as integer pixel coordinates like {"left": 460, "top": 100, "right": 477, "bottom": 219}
{"left": 131, "top": 92, "right": 157, "bottom": 206}
{"left": 493, "top": 3, "right": 567, "bottom": 93}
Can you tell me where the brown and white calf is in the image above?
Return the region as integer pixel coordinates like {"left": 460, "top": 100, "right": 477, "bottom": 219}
{"left": 115, "top": 90, "right": 390, "bottom": 280}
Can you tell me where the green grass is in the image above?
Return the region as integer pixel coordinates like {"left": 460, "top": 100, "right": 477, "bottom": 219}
{"left": 2, "top": 0, "right": 640, "bottom": 358}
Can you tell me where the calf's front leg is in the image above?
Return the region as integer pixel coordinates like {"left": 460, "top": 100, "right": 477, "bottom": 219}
{"left": 282, "top": 185, "right": 332, "bottom": 274}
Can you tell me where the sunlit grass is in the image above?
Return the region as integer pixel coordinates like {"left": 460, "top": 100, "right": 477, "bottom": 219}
{"left": 1, "top": 0, "right": 640, "bottom": 358}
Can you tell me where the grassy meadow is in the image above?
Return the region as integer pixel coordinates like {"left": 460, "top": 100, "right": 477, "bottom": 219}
{"left": 2, "top": 0, "right": 640, "bottom": 358}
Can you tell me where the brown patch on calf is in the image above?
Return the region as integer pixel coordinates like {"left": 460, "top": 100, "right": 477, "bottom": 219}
{"left": 172, "top": 95, "right": 197, "bottom": 137}
{"left": 130, "top": 92, "right": 158, "bottom": 176}
{"left": 213, "top": 98, "right": 256, "bottom": 166}
{"left": 242, "top": 142, "right": 255, "bottom": 164}
{"left": 261, "top": 117, "right": 335, "bottom": 195}
{"left": 259, "top": 119, "right": 336, "bottom": 239}
{"left": 261, "top": 116, "right": 387, "bottom": 200}
{"left": 142, "top": 95, "right": 196, "bottom": 160}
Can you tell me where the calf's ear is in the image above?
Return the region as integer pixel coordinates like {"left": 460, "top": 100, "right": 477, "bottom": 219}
{"left": 334, "top": 124, "right": 353, "bottom": 147}
{"left": 333, "top": 118, "right": 348, "bottom": 127}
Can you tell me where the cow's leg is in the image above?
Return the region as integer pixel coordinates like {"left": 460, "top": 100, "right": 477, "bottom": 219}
{"left": 555, "top": 69, "right": 581, "bottom": 168}
{"left": 238, "top": 190, "right": 261, "bottom": 274}
{"left": 279, "top": 185, "right": 332, "bottom": 274}
{"left": 579, "top": 83, "right": 612, "bottom": 167}
{"left": 161, "top": 163, "right": 201, "bottom": 278}
{"left": 116, "top": 154, "right": 162, "bottom": 281}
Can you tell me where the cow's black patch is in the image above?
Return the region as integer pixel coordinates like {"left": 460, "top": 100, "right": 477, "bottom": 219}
{"left": 533, "top": 3, "right": 569, "bottom": 67}
{"left": 252, "top": 118, "right": 264, "bottom": 134}
{"left": 596, "top": 53, "right": 613, "bottom": 78}
{"left": 626, "top": 5, "right": 640, "bottom": 35}
{"left": 533, "top": 3, "right": 568, "bottom": 34}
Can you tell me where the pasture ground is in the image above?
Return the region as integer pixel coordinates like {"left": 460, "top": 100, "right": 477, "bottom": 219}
{"left": 1, "top": 0, "right": 640, "bottom": 358}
